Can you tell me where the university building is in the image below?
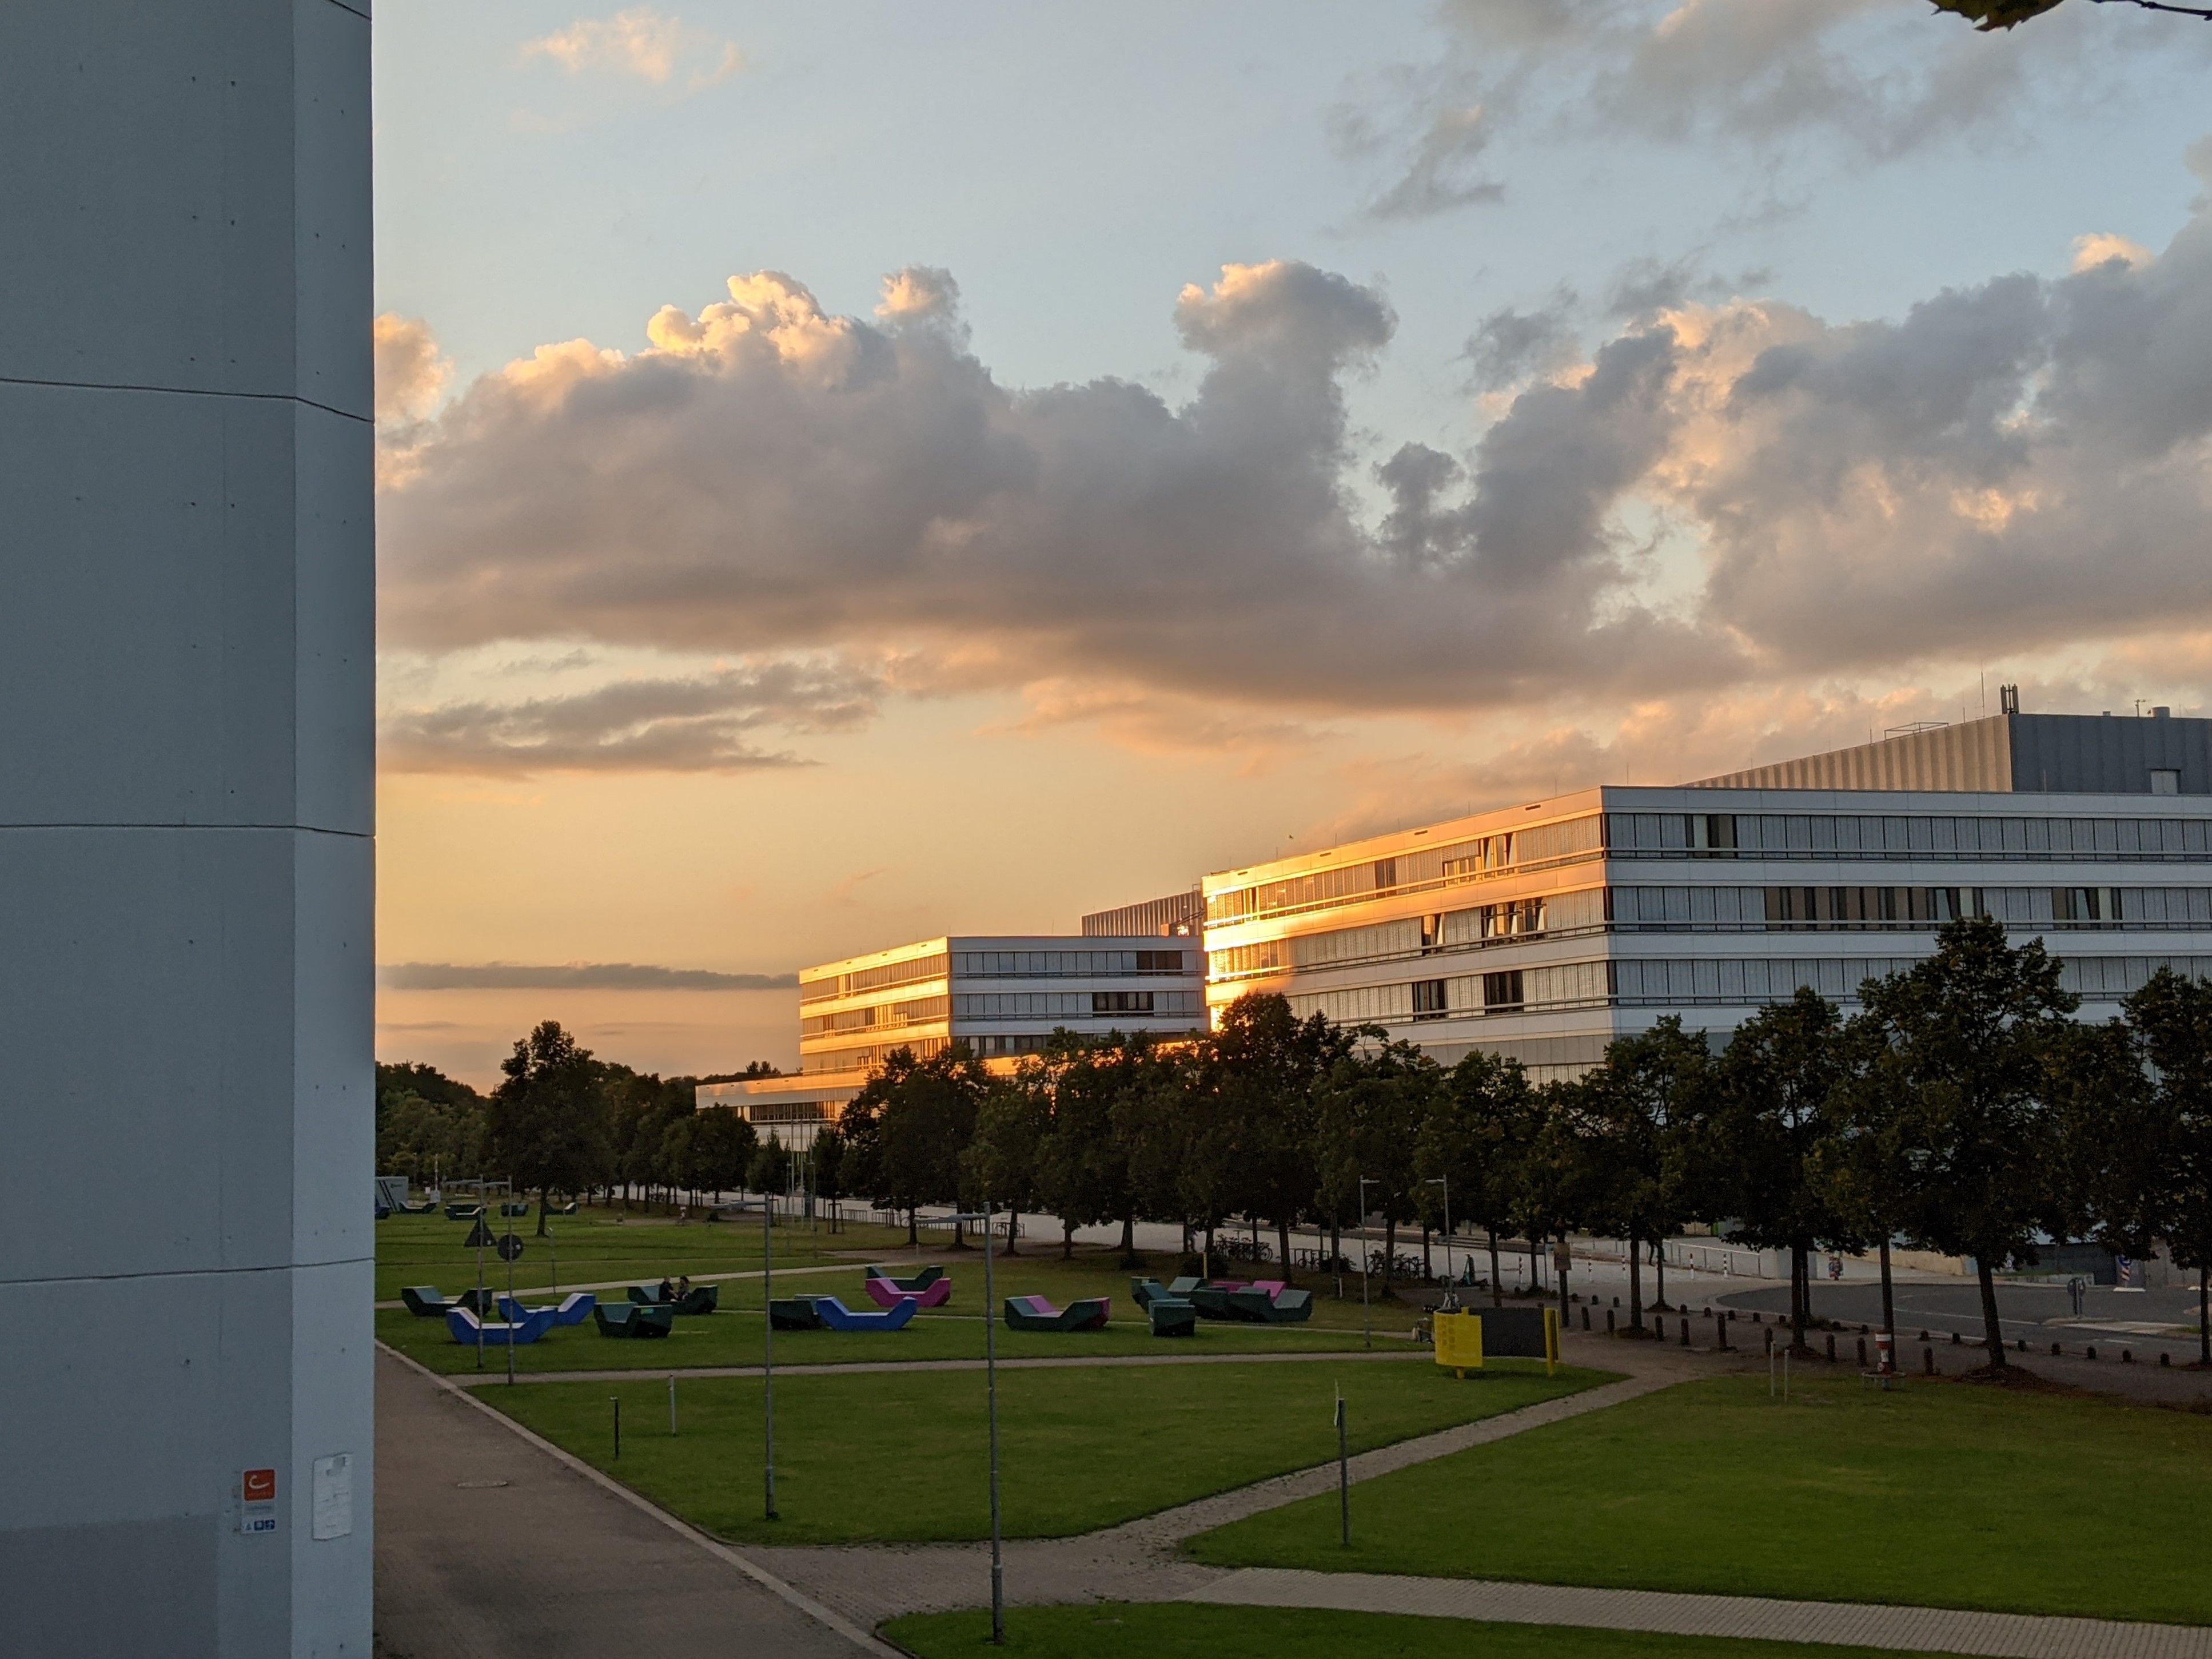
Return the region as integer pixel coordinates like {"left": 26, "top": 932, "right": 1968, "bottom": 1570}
{"left": 1200, "top": 705, "right": 2212, "bottom": 1081}
{"left": 699, "top": 921, "right": 1205, "bottom": 1145}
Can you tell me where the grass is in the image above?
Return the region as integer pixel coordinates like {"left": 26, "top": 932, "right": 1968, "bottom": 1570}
{"left": 370, "top": 1209, "right": 894, "bottom": 1302}
{"left": 880, "top": 1605, "right": 1959, "bottom": 1658}
{"left": 377, "top": 1250, "right": 1419, "bottom": 1373}
{"left": 1190, "top": 1372, "right": 2212, "bottom": 1625}
{"left": 483, "top": 1355, "right": 1604, "bottom": 1546}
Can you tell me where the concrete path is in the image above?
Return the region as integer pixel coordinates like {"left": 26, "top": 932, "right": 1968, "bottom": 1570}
{"left": 453, "top": 1345, "right": 1432, "bottom": 1388}
{"left": 1185, "top": 1570, "right": 2212, "bottom": 1658}
{"left": 373, "top": 1346, "right": 884, "bottom": 1657}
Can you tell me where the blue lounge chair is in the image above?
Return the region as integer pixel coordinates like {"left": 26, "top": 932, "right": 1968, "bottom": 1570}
{"left": 497, "top": 1291, "right": 595, "bottom": 1327}
{"left": 444, "top": 1305, "right": 557, "bottom": 1346}
{"left": 811, "top": 1295, "right": 916, "bottom": 1332}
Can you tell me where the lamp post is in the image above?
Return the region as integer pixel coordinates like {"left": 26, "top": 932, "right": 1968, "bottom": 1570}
{"left": 762, "top": 1189, "right": 778, "bottom": 1521}
{"left": 1425, "top": 1175, "right": 1452, "bottom": 1288}
{"left": 946, "top": 1208, "right": 1002, "bottom": 1644}
{"left": 1356, "top": 1176, "right": 1376, "bottom": 1351}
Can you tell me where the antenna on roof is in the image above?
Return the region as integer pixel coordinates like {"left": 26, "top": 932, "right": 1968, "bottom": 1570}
{"left": 1999, "top": 684, "right": 2020, "bottom": 715}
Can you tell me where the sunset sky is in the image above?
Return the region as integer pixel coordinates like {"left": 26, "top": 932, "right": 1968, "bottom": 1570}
{"left": 370, "top": 1, "right": 2212, "bottom": 1087}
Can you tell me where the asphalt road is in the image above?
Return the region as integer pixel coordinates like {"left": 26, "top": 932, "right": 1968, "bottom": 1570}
{"left": 373, "top": 1348, "right": 859, "bottom": 1658}
{"left": 1713, "top": 1277, "right": 2210, "bottom": 1358}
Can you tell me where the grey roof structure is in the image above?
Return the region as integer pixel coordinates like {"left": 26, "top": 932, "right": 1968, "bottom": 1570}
{"left": 1690, "top": 709, "right": 2212, "bottom": 795}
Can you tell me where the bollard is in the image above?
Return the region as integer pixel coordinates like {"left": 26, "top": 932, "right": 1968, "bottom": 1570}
{"left": 1752, "top": 1311, "right": 1762, "bottom": 1324}
{"left": 669, "top": 1373, "right": 678, "bottom": 1436}
{"left": 1764, "top": 1327, "right": 1774, "bottom": 1355}
{"left": 1918, "top": 1330, "right": 1929, "bottom": 1342}
{"left": 2161, "top": 1351, "right": 2171, "bottom": 1367}
{"left": 1606, "top": 1308, "right": 1616, "bottom": 1335}
{"left": 1581, "top": 1304, "right": 1591, "bottom": 1331}
{"left": 2051, "top": 1342, "right": 2062, "bottom": 1356}
{"left": 1717, "top": 1318, "right": 1729, "bottom": 1352}
{"left": 613, "top": 1396, "right": 622, "bottom": 1459}
{"left": 1950, "top": 1330, "right": 1960, "bottom": 1346}
{"left": 2086, "top": 1346, "right": 2097, "bottom": 1360}
{"left": 1875, "top": 1330, "right": 1893, "bottom": 1374}
{"left": 2015, "top": 1338, "right": 2026, "bottom": 1354}
{"left": 1856, "top": 1336, "right": 1867, "bottom": 1367}
{"left": 1680, "top": 1319, "right": 1690, "bottom": 1348}
{"left": 1923, "top": 1346, "right": 1935, "bottom": 1375}
{"left": 1655, "top": 1316, "right": 1665, "bottom": 1343}
{"left": 1826, "top": 1333, "right": 1836, "bottom": 1363}
{"left": 2122, "top": 1348, "right": 2133, "bottom": 1364}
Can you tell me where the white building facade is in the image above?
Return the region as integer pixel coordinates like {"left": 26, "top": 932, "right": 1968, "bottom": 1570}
{"left": 1204, "top": 717, "right": 2212, "bottom": 1080}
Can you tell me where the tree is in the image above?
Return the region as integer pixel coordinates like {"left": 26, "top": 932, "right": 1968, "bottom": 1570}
{"left": 811, "top": 1121, "right": 849, "bottom": 1231}
{"left": 484, "top": 1021, "right": 612, "bottom": 1234}
{"left": 1039, "top": 1034, "right": 1141, "bottom": 1260}
{"left": 1931, "top": 0, "right": 2212, "bottom": 29}
{"left": 964, "top": 1062, "right": 1051, "bottom": 1255}
{"left": 689, "top": 1104, "right": 758, "bottom": 1200}
{"left": 2118, "top": 969, "right": 2212, "bottom": 1364}
{"left": 840, "top": 1044, "right": 987, "bottom": 1244}
{"left": 1418, "top": 1049, "right": 1539, "bottom": 1306}
{"left": 376, "top": 1061, "right": 486, "bottom": 1185}
{"left": 1553, "top": 1019, "right": 1709, "bottom": 1332}
{"left": 1691, "top": 989, "right": 1854, "bottom": 1354}
{"left": 1313, "top": 1035, "right": 1439, "bottom": 1291}
{"left": 1204, "top": 993, "right": 1351, "bottom": 1280}
{"left": 1818, "top": 1013, "right": 1921, "bottom": 1356}
{"left": 1856, "top": 915, "right": 2077, "bottom": 1367}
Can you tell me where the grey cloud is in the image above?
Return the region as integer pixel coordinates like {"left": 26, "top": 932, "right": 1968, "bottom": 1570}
{"left": 380, "top": 962, "right": 798, "bottom": 991}
{"left": 382, "top": 261, "right": 1736, "bottom": 715}
{"left": 1366, "top": 104, "right": 1504, "bottom": 218}
{"left": 381, "top": 661, "right": 881, "bottom": 774}
{"left": 1462, "top": 295, "right": 1580, "bottom": 393}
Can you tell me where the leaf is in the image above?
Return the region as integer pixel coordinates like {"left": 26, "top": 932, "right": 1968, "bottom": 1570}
{"left": 1928, "top": 0, "right": 2069, "bottom": 27}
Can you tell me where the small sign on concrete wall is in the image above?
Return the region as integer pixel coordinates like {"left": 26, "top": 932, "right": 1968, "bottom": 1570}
{"left": 312, "top": 1454, "right": 353, "bottom": 1541}
{"left": 240, "top": 1468, "right": 278, "bottom": 1536}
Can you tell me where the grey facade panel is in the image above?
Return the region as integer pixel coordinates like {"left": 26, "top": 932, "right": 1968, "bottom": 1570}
{"left": 2008, "top": 713, "right": 2212, "bottom": 794}
{"left": 1692, "top": 712, "right": 2212, "bottom": 795}
{"left": 1082, "top": 888, "right": 1204, "bottom": 936}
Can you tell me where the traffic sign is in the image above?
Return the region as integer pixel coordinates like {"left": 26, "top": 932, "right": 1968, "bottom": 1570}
{"left": 496, "top": 1232, "right": 525, "bottom": 1263}
{"left": 464, "top": 1221, "right": 495, "bottom": 1248}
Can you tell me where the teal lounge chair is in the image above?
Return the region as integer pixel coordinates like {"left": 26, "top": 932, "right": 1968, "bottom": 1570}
{"left": 593, "top": 1303, "right": 673, "bottom": 1339}
{"left": 1167, "top": 1276, "right": 1203, "bottom": 1296}
{"left": 770, "top": 1297, "right": 826, "bottom": 1330}
{"left": 1004, "top": 1295, "right": 1110, "bottom": 1333}
{"left": 1147, "top": 1297, "right": 1197, "bottom": 1338}
{"left": 399, "top": 1286, "right": 448, "bottom": 1318}
{"left": 1131, "top": 1278, "right": 1171, "bottom": 1310}
{"left": 671, "top": 1285, "right": 719, "bottom": 1316}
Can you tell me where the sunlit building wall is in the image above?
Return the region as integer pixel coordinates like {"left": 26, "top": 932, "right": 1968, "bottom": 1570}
{"left": 1204, "top": 715, "right": 2212, "bottom": 1081}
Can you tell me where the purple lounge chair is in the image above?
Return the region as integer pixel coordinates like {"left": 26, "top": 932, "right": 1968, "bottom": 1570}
{"left": 864, "top": 1274, "right": 950, "bottom": 1309}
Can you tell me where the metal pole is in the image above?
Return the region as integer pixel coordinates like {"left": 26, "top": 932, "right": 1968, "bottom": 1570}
{"left": 763, "top": 1195, "right": 778, "bottom": 1520}
{"left": 986, "top": 1196, "right": 1005, "bottom": 1645}
{"left": 505, "top": 1224, "right": 516, "bottom": 1386}
{"left": 669, "top": 1372, "right": 677, "bottom": 1436}
{"left": 551, "top": 1216, "right": 558, "bottom": 1299}
{"left": 612, "top": 1395, "right": 621, "bottom": 1459}
{"left": 1336, "top": 1392, "right": 1350, "bottom": 1547}
{"left": 1357, "top": 1177, "right": 1373, "bottom": 1351}
{"left": 475, "top": 1219, "right": 485, "bottom": 1371}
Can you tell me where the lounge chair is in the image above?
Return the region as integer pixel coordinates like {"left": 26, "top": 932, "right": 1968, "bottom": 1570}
{"left": 445, "top": 1203, "right": 484, "bottom": 1221}
{"left": 399, "top": 1286, "right": 448, "bottom": 1318}
{"left": 545, "top": 1200, "right": 578, "bottom": 1216}
{"left": 864, "top": 1274, "right": 950, "bottom": 1309}
{"left": 670, "top": 1285, "right": 719, "bottom": 1316}
{"left": 499, "top": 1202, "right": 531, "bottom": 1218}
{"left": 863, "top": 1264, "right": 947, "bottom": 1294}
{"left": 1262, "top": 1288, "right": 1313, "bottom": 1323}
{"left": 1146, "top": 1297, "right": 1197, "bottom": 1338}
{"left": 401, "top": 1199, "right": 439, "bottom": 1214}
{"left": 593, "top": 1303, "right": 673, "bottom": 1339}
{"left": 444, "top": 1305, "right": 557, "bottom": 1346}
{"left": 1167, "top": 1276, "right": 1203, "bottom": 1296}
{"left": 769, "top": 1297, "right": 826, "bottom": 1331}
{"left": 497, "top": 1291, "right": 596, "bottom": 1327}
{"left": 1003, "top": 1295, "right": 1110, "bottom": 1333}
{"left": 1130, "top": 1278, "right": 1170, "bottom": 1310}
{"left": 628, "top": 1284, "right": 670, "bottom": 1305}
{"left": 813, "top": 1295, "right": 917, "bottom": 1332}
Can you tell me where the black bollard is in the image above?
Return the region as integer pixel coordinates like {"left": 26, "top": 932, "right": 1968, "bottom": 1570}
{"left": 2086, "top": 1346, "right": 2097, "bottom": 1360}
{"left": 1950, "top": 1330, "right": 1960, "bottom": 1346}
{"left": 2122, "top": 1348, "right": 2133, "bottom": 1363}
{"left": 1856, "top": 1336, "right": 1867, "bottom": 1367}
{"left": 1581, "top": 1304, "right": 1591, "bottom": 1330}
{"left": 612, "top": 1395, "right": 622, "bottom": 1460}
{"left": 2161, "top": 1352, "right": 2171, "bottom": 1367}
{"left": 2050, "top": 1342, "right": 2061, "bottom": 1356}
{"left": 1680, "top": 1319, "right": 1690, "bottom": 1348}
{"left": 1826, "top": 1334, "right": 1836, "bottom": 1363}
{"left": 1923, "top": 1346, "right": 1935, "bottom": 1375}
{"left": 1607, "top": 1308, "right": 1616, "bottom": 1335}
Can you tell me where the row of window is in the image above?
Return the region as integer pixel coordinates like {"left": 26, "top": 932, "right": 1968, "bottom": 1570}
{"left": 951, "top": 989, "right": 1203, "bottom": 1019}
{"left": 799, "top": 952, "right": 950, "bottom": 1005}
{"left": 951, "top": 949, "right": 1193, "bottom": 978}
{"left": 1206, "top": 816, "right": 1607, "bottom": 924}
{"left": 1283, "top": 951, "right": 2212, "bottom": 1026}
{"left": 1610, "top": 811, "right": 2212, "bottom": 859}
{"left": 800, "top": 994, "right": 948, "bottom": 1037}
{"left": 800, "top": 1036, "right": 948, "bottom": 1073}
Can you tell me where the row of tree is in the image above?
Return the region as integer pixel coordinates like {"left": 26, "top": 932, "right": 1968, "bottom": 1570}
{"left": 376, "top": 1030, "right": 784, "bottom": 1234}
{"left": 821, "top": 918, "right": 2212, "bottom": 1368}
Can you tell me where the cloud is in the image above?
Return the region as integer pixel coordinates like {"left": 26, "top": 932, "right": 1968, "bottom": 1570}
{"left": 379, "top": 962, "right": 797, "bottom": 991}
{"left": 380, "top": 259, "right": 1731, "bottom": 716}
{"left": 1366, "top": 104, "right": 1503, "bottom": 218}
{"left": 2070, "top": 232, "right": 2152, "bottom": 273}
{"left": 1462, "top": 294, "right": 1581, "bottom": 394}
{"left": 374, "top": 313, "right": 451, "bottom": 426}
{"left": 380, "top": 170, "right": 2212, "bottom": 734}
{"left": 523, "top": 7, "right": 741, "bottom": 92}
{"left": 380, "top": 659, "right": 881, "bottom": 774}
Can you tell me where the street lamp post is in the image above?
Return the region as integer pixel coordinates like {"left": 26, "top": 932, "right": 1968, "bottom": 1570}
{"left": 1356, "top": 1176, "right": 1376, "bottom": 1351}
{"left": 1425, "top": 1175, "right": 1452, "bottom": 1288}
{"left": 761, "top": 1192, "right": 778, "bottom": 1522}
{"left": 946, "top": 1208, "right": 1002, "bottom": 1644}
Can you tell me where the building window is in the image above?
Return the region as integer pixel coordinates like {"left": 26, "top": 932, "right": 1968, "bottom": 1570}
{"left": 1373, "top": 857, "right": 1398, "bottom": 892}
{"left": 1134, "top": 950, "right": 1189, "bottom": 972}
{"left": 1481, "top": 970, "right": 1524, "bottom": 1013}
{"left": 1093, "top": 990, "right": 1155, "bottom": 1015}
{"left": 2153, "top": 770, "right": 2181, "bottom": 795}
{"left": 1412, "top": 978, "right": 1449, "bottom": 1020}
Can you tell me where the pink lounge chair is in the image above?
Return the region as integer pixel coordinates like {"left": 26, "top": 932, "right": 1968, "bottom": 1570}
{"left": 864, "top": 1274, "right": 950, "bottom": 1309}
{"left": 1250, "top": 1280, "right": 1286, "bottom": 1297}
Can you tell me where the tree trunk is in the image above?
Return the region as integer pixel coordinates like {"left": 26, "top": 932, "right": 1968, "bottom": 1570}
{"left": 1879, "top": 1238, "right": 1895, "bottom": 1355}
{"left": 1488, "top": 1228, "right": 1503, "bottom": 1307}
{"left": 1655, "top": 1238, "right": 1667, "bottom": 1311}
{"left": 1382, "top": 1215, "right": 1398, "bottom": 1291}
{"left": 1005, "top": 1208, "right": 1021, "bottom": 1257}
{"left": 1061, "top": 1218, "right": 1074, "bottom": 1259}
{"left": 1975, "top": 1256, "right": 2007, "bottom": 1367}
{"left": 1792, "top": 1242, "right": 1808, "bottom": 1352}
{"left": 1278, "top": 1216, "right": 1293, "bottom": 1285}
{"left": 1119, "top": 1210, "right": 1137, "bottom": 1268}
{"left": 2199, "top": 1263, "right": 2207, "bottom": 1367}
{"left": 907, "top": 1207, "right": 918, "bottom": 1247}
{"left": 536, "top": 1186, "right": 550, "bottom": 1236}
{"left": 1329, "top": 1217, "right": 1340, "bottom": 1279}
{"left": 1628, "top": 1231, "right": 1644, "bottom": 1331}
{"left": 1421, "top": 1223, "right": 1432, "bottom": 1283}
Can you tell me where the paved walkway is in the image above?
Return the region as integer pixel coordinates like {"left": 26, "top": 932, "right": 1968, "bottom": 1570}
{"left": 1185, "top": 1571, "right": 2212, "bottom": 1658}
{"left": 373, "top": 1347, "right": 882, "bottom": 1658}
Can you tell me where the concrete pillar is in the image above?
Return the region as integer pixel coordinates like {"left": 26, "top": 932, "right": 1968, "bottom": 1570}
{"left": 0, "top": 3, "right": 373, "bottom": 1654}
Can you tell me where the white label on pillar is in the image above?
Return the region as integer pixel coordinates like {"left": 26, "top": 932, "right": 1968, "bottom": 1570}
{"left": 312, "top": 1453, "right": 353, "bottom": 1541}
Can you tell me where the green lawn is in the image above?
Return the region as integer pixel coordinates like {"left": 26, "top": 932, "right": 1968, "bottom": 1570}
{"left": 1191, "top": 1373, "right": 2212, "bottom": 1625}
{"left": 371, "top": 1209, "right": 896, "bottom": 1302}
{"left": 484, "top": 1356, "right": 1604, "bottom": 1546}
{"left": 378, "top": 1251, "right": 1412, "bottom": 1373}
{"left": 882, "top": 1605, "right": 1956, "bottom": 1659}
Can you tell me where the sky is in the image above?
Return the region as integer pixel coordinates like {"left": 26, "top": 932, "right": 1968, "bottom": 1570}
{"left": 370, "top": 0, "right": 2212, "bottom": 1088}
